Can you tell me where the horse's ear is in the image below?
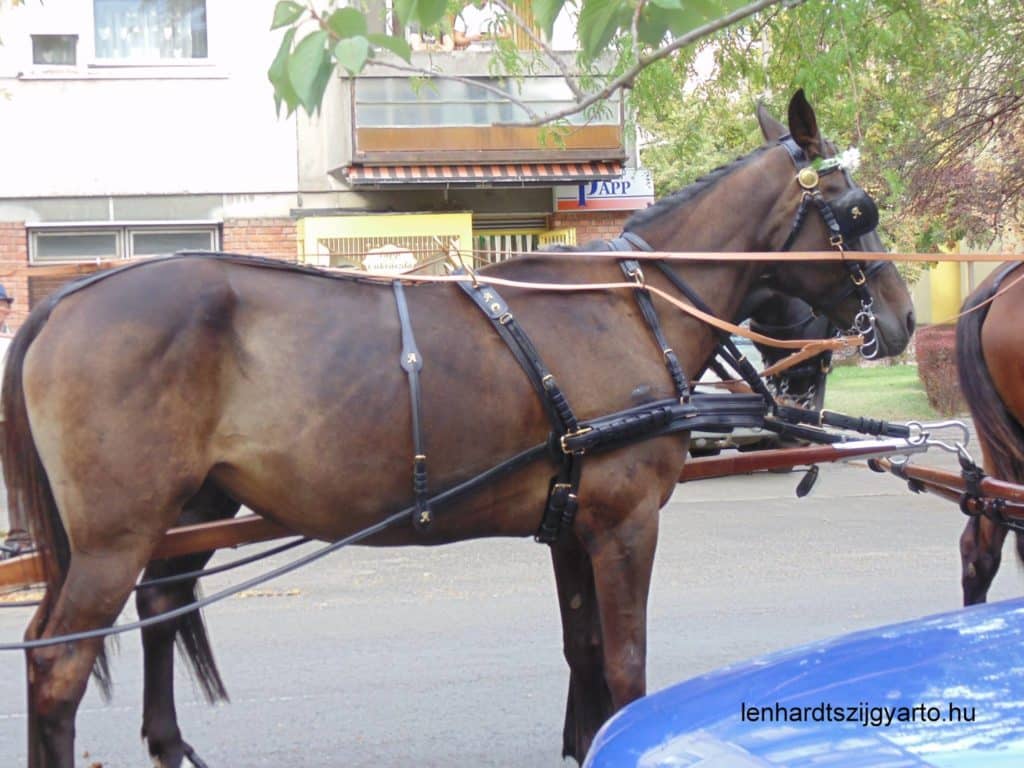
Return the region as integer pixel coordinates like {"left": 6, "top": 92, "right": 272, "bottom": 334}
{"left": 756, "top": 101, "right": 787, "bottom": 142}
{"left": 787, "top": 89, "right": 822, "bottom": 157}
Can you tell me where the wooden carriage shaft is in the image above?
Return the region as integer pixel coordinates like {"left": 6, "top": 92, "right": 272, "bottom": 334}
{"left": 875, "top": 459, "right": 1024, "bottom": 519}
{"left": 679, "top": 440, "right": 927, "bottom": 482}
{"left": 0, "top": 515, "right": 294, "bottom": 591}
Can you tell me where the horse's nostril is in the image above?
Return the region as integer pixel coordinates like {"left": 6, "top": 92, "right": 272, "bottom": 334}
{"left": 906, "top": 310, "right": 916, "bottom": 336}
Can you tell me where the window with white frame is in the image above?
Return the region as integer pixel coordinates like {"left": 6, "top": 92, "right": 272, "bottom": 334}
{"left": 93, "top": 0, "right": 208, "bottom": 61}
{"left": 30, "top": 226, "right": 218, "bottom": 263}
{"left": 31, "top": 34, "right": 79, "bottom": 66}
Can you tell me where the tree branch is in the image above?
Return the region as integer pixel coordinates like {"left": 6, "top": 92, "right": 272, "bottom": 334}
{"left": 489, "top": 0, "right": 585, "bottom": 101}
{"left": 524, "top": 0, "right": 797, "bottom": 126}
{"left": 630, "top": 0, "right": 647, "bottom": 65}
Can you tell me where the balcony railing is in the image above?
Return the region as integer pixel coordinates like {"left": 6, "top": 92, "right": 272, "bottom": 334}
{"left": 351, "top": 75, "right": 624, "bottom": 165}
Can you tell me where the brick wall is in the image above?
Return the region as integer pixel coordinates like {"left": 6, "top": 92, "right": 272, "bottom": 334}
{"left": 222, "top": 218, "right": 298, "bottom": 261}
{"left": 0, "top": 223, "right": 30, "bottom": 332}
{"left": 550, "top": 211, "right": 632, "bottom": 245}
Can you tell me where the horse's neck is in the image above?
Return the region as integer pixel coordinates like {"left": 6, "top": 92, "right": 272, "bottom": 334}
{"left": 646, "top": 259, "right": 761, "bottom": 377}
{"left": 621, "top": 152, "right": 793, "bottom": 374}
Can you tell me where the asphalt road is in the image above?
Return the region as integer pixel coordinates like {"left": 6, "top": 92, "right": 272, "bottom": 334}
{"left": 0, "top": 451, "right": 1020, "bottom": 767}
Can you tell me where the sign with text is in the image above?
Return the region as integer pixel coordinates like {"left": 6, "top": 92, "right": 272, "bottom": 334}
{"left": 555, "top": 169, "right": 655, "bottom": 212}
{"left": 363, "top": 244, "right": 417, "bottom": 273}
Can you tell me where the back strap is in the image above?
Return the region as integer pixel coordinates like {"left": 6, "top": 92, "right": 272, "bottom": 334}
{"left": 393, "top": 282, "right": 432, "bottom": 531}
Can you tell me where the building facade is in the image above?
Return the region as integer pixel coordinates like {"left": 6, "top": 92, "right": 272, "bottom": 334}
{"left": 0, "top": 0, "right": 652, "bottom": 332}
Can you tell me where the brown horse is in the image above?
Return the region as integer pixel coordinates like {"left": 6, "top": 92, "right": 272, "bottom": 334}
{"left": 957, "top": 261, "right": 1024, "bottom": 604}
{"left": 2, "top": 91, "right": 915, "bottom": 767}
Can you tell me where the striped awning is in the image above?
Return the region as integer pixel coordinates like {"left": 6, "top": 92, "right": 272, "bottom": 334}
{"left": 343, "top": 161, "right": 623, "bottom": 186}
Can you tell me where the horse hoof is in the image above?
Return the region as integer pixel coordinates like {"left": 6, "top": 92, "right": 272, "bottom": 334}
{"left": 183, "top": 742, "right": 212, "bottom": 768}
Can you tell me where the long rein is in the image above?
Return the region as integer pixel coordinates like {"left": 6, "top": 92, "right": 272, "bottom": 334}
{"left": 0, "top": 256, "right": 896, "bottom": 647}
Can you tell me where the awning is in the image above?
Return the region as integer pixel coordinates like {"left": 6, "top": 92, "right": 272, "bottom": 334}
{"left": 342, "top": 161, "right": 623, "bottom": 186}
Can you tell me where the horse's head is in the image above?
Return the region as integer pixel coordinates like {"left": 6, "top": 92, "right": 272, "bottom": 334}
{"left": 750, "top": 91, "right": 915, "bottom": 358}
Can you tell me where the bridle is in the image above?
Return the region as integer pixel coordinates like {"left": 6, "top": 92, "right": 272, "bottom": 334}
{"left": 777, "top": 134, "right": 884, "bottom": 359}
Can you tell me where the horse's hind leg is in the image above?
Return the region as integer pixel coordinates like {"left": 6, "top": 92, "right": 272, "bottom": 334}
{"left": 960, "top": 515, "right": 1008, "bottom": 605}
{"left": 28, "top": 545, "right": 161, "bottom": 768}
{"left": 551, "top": 534, "right": 612, "bottom": 761}
{"left": 137, "top": 481, "right": 240, "bottom": 768}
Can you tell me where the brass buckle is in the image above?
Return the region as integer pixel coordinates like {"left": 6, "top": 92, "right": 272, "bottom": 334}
{"left": 560, "top": 426, "right": 593, "bottom": 455}
{"left": 850, "top": 265, "right": 867, "bottom": 285}
{"left": 499, "top": 312, "right": 514, "bottom": 325}
{"left": 550, "top": 482, "right": 578, "bottom": 505}
{"left": 829, "top": 233, "right": 845, "bottom": 249}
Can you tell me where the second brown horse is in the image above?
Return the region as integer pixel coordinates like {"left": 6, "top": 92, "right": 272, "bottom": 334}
{"left": 957, "top": 261, "right": 1024, "bottom": 605}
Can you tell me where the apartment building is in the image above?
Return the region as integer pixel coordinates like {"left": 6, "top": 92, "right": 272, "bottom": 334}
{"left": 0, "top": 0, "right": 652, "bottom": 330}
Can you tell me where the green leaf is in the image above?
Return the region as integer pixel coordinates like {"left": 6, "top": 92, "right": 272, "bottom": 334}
{"left": 662, "top": 0, "right": 744, "bottom": 37}
{"left": 268, "top": 28, "right": 299, "bottom": 116}
{"left": 327, "top": 8, "right": 368, "bottom": 39}
{"left": 532, "top": 0, "right": 567, "bottom": 40}
{"left": 288, "top": 30, "right": 330, "bottom": 113}
{"left": 394, "top": 0, "right": 449, "bottom": 29}
{"left": 638, "top": 5, "right": 673, "bottom": 46}
{"left": 649, "top": 0, "right": 682, "bottom": 10}
{"left": 308, "top": 57, "right": 335, "bottom": 115}
{"left": 334, "top": 36, "right": 370, "bottom": 75}
{"left": 578, "top": 0, "right": 624, "bottom": 61}
{"left": 271, "top": 0, "right": 305, "bottom": 30}
{"left": 367, "top": 33, "right": 413, "bottom": 63}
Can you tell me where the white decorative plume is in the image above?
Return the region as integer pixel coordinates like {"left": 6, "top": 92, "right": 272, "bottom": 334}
{"left": 838, "top": 146, "right": 861, "bottom": 172}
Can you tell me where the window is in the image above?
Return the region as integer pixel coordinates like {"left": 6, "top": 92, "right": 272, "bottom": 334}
{"left": 93, "top": 0, "right": 208, "bottom": 60}
{"left": 131, "top": 230, "right": 215, "bottom": 256}
{"left": 30, "top": 226, "right": 217, "bottom": 263}
{"left": 355, "top": 77, "right": 619, "bottom": 127}
{"left": 34, "top": 231, "right": 119, "bottom": 261}
{"left": 31, "top": 34, "right": 78, "bottom": 66}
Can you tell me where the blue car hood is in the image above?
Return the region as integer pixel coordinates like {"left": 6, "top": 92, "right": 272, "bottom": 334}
{"left": 586, "top": 598, "right": 1024, "bottom": 767}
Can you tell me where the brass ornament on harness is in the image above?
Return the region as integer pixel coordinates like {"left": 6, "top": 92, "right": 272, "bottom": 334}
{"left": 797, "top": 167, "right": 820, "bottom": 190}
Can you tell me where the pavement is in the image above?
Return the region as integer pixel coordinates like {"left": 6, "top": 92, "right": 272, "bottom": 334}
{"left": 0, "top": 440, "right": 1020, "bottom": 767}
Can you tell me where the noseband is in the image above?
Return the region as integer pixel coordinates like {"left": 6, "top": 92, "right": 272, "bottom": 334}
{"left": 777, "top": 135, "right": 883, "bottom": 359}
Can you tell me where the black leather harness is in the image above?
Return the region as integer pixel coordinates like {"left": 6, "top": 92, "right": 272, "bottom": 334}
{"left": 393, "top": 281, "right": 431, "bottom": 531}
{"left": 390, "top": 136, "right": 911, "bottom": 543}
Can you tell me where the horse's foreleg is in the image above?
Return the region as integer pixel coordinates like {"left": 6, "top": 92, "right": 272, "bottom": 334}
{"left": 550, "top": 533, "right": 612, "bottom": 762}
{"left": 961, "top": 515, "right": 1008, "bottom": 605}
{"left": 138, "top": 483, "right": 238, "bottom": 768}
{"left": 24, "top": 598, "right": 51, "bottom": 768}
{"left": 583, "top": 499, "right": 660, "bottom": 731}
{"left": 28, "top": 550, "right": 152, "bottom": 768}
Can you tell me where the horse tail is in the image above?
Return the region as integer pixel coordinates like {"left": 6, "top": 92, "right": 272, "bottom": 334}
{"left": 178, "top": 601, "right": 229, "bottom": 702}
{"left": 1, "top": 294, "right": 113, "bottom": 695}
{"left": 956, "top": 284, "right": 1024, "bottom": 484}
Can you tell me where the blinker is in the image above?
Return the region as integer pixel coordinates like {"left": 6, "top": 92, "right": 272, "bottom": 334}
{"left": 833, "top": 188, "right": 879, "bottom": 240}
